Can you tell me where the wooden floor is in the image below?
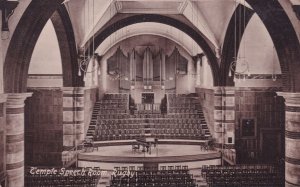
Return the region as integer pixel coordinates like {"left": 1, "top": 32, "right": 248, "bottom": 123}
{"left": 78, "top": 144, "right": 221, "bottom": 171}
{"left": 81, "top": 144, "right": 215, "bottom": 157}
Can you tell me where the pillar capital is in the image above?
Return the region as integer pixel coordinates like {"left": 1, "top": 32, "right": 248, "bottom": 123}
{"left": 277, "top": 92, "right": 300, "bottom": 106}
{"left": 0, "top": 94, "right": 8, "bottom": 103}
{"left": 6, "top": 93, "right": 33, "bottom": 107}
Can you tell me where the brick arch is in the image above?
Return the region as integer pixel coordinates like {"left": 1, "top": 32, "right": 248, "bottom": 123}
{"left": 3, "top": 0, "right": 82, "bottom": 93}
{"left": 50, "top": 5, "right": 84, "bottom": 87}
{"left": 83, "top": 14, "right": 221, "bottom": 86}
{"left": 245, "top": 0, "right": 300, "bottom": 92}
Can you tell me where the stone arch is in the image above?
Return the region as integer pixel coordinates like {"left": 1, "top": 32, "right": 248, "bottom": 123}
{"left": 83, "top": 14, "right": 221, "bottom": 86}
{"left": 3, "top": 1, "right": 81, "bottom": 93}
{"left": 50, "top": 5, "right": 84, "bottom": 88}
{"left": 245, "top": 0, "right": 300, "bottom": 92}
{"left": 220, "top": 4, "right": 254, "bottom": 86}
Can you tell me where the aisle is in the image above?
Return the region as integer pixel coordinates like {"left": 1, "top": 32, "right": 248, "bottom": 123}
{"left": 189, "top": 169, "right": 208, "bottom": 187}
{"left": 97, "top": 175, "right": 110, "bottom": 187}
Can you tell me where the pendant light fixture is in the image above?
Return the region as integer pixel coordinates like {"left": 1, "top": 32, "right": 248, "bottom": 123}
{"left": 78, "top": 0, "right": 101, "bottom": 81}
{"left": 229, "top": 0, "right": 250, "bottom": 82}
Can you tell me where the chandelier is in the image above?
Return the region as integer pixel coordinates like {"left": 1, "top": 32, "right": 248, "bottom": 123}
{"left": 228, "top": 0, "right": 250, "bottom": 82}
{"left": 77, "top": 0, "right": 101, "bottom": 81}
{"left": 228, "top": 57, "right": 250, "bottom": 82}
{"left": 78, "top": 50, "right": 100, "bottom": 76}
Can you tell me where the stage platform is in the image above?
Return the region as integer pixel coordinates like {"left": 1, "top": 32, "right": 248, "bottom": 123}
{"left": 78, "top": 143, "right": 221, "bottom": 170}
{"left": 92, "top": 139, "right": 209, "bottom": 147}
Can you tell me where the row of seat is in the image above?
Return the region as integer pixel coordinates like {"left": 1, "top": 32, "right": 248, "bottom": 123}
{"left": 103, "top": 93, "right": 129, "bottom": 100}
{"left": 97, "top": 113, "right": 204, "bottom": 119}
{"left": 94, "top": 133, "right": 209, "bottom": 141}
{"left": 201, "top": 165, "right": 284, "bottom": 187}
{"left": 114, "top": 165, "right": 189, "bottom": 172}
{"left": 168, "top": 98, "right": 199, "bottom": 105}
{"left": 25, "top": 175, "right": 99, "bottom": 187}
{"left": 168, "top": 102, "right": 200, "bottom": 108}
{"left": 96, "top": 129, "right": 206, "bottom": 137}
{"left": 168, "top": 108, "right": 201, "bottom": 113}
{"left": 134, "top": 109, "right": 161, "bottom": 114}
{"left": 96, "top": 123, "right": 207, "bottom": 130}
{"left": 201, "top": 165, "right": 282, "bottom": 173}
{"left": 98, "top": 104, "right": 128, "bottom": 109}
{"left": 98, "top": 110, "right": 129, "bottom": 114}
{"left": 97, "top": 120, "right": 206, "bottom": 126}
{"left": 166, "top": 113, "right": 204, "bottom": 119}
{"left": 109, "top": 166, "right": 197, "bottom": 187}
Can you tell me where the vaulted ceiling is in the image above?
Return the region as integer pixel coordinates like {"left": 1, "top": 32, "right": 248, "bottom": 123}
{"left": 64, "top": 0, "right": 254, "bottom": 53}
{"left": 63, "top": 0, "right": 300, "bottom": 57}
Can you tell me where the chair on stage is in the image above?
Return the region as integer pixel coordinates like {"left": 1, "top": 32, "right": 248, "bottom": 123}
{"left": 132, "top": 144, "right": 140, "bottom": 153}
{"left": 83, "top": 138, "right": 98, "bottom": 152}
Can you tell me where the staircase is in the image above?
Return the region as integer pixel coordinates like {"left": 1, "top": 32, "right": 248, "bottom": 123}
{"left": 86, "top": 101, "right": 101, "bottom": 140}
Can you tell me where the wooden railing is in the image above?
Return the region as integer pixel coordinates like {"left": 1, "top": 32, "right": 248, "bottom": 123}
{"left": 222, "top": 149, "right": 236, "bottom": 165}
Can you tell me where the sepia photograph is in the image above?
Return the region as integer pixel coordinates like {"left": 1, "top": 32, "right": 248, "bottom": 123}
{"left": 0, "top": 0, "right": 299, "bottom": 186}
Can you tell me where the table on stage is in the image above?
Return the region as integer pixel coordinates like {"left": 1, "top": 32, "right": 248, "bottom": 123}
{"left": 132, "top": 137, "right": 158, "bottom": 154}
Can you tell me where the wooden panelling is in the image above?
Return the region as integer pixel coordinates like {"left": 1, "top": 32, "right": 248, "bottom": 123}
{"left": 25, "top": 89, "right": 63, "bottom": 166}
{"left": 235, "top": 89, "right": 285, "bottom": 164}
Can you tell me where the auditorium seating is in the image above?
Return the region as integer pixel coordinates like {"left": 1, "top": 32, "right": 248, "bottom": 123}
{"left": 201, "top": 165, "right": 284, "bottom": 187}
{"left": 88, "top": 93, "right": 211, "bottom": 141}
{"left": 109, "top": 166, "right": 198, "bottom": 187}
{"left": 86, "top": 93, "right": 129, "bottom": 139}
{"left": 25, "top": 167, "right": 100, "bottom": 187}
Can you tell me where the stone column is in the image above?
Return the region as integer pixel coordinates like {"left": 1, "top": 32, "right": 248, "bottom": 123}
{"left": 0, "top": 94, "right": 7, "bottom": 186}
{"left": 196, "top": 57, "right": 201, "bottom": 86}
{"left": 6, "top": 93, "right": 32, "bottom": 187}
{"left": 277, "top": 92, "right": 300, "bottom": 187}
{"left": 62, "top": 87, "right": 85, "bottom": 150}
{"left": 214, "top": 87, "right": 236, "bottom": 164}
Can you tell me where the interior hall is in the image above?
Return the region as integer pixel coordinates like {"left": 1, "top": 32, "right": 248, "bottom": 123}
{"left": 0, "top": 0, "right": 300, "bottom": 186}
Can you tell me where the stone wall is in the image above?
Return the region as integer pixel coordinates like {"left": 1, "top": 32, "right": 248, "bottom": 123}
{"left": 196, "top": 87, "right": 285, "bottom": 164}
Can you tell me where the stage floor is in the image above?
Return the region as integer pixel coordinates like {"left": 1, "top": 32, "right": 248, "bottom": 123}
{"left": 78, "top": 144, "right": 221, "bottom": 170}
{"left": 81, "top": 144, "right": 215, "bottom": 157}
